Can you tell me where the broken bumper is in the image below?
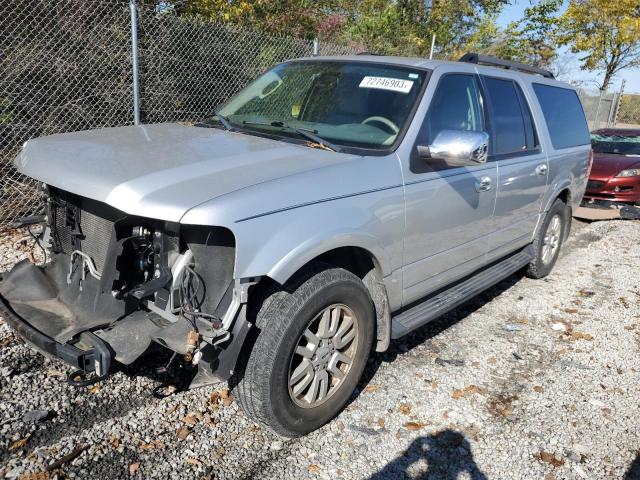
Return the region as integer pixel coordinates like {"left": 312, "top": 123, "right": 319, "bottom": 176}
{"left": 0, "top": 294, "right": 111, "bottom": 377}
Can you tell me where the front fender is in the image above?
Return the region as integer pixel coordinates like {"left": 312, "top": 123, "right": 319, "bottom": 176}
{"left": 230, "top": 195, "right": 403, "bottom": 284}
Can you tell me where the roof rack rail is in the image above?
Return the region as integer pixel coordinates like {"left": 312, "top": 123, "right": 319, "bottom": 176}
{"left": 459, "top": 52, "right": 555, "bottom": 79}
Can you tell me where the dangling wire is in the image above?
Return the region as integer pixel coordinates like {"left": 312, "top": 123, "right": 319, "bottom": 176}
{"left": 27, "top": 225, "right": 47, "bottom": 265}
{"left": 177, "top": 265, "right": 221, "bottom": 332}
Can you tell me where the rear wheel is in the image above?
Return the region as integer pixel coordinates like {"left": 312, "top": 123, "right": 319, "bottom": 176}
{"left": 526, "top": 198, "right": 568, "bottom": 279}
{"left": 235, "top": 265, "right": 375, "bottom": 437}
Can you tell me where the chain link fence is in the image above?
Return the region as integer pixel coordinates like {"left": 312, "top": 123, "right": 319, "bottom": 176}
{"left": 616, "top": 93, "right": 640, "bottom": 129}
{"left": 1, "top": 0, "right": 134, "bottom": 227}
{"left": 577, "top": 89, "right": 619, "bottom": 131}
{"left": 577, "top": 87, "right": 640, "bottom": 131}
{"left": 2, "top": 1, "right": 638, "bottom": 228}
{"left": 0, "top": 0, "right": 357, "bottom": 228}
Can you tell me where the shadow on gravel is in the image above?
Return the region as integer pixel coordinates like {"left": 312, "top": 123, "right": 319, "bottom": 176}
{"left": 355, "top": 272, "right": 523, "bottom": 397}
{"left": 370, "top": 429, "right": 487, "bottom": 480}
{"left": 626, "top": 453, "right": 640, "bottom": 480}
{"left": 8, "top": 346, "right": 177, "bottom": 457}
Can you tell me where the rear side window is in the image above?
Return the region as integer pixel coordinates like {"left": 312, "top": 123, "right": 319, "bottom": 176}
{"left": 482, "top": 77, "right": 537, "bottom": 155}
{"left": 532, "top": 83, "right": 590, "bottom": 149}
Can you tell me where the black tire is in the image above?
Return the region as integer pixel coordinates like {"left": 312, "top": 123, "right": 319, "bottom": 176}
{"left": 235, "top": 264, "right": 375, "bottom": 437}
{"left": 526, "top": 198, "right": 568, "bottom": 279}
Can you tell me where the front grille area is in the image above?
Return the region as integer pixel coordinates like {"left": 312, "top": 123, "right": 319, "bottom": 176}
{"left": 78, "top": 209, "right": 114, "bottom": 273}
{"left": 50, "top": 191, "right": 118, "bottom": 274}
{"left": 586, "top": 180, "right": 604, "bottom": 190}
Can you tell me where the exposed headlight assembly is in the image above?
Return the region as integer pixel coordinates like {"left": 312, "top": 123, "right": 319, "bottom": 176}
{"left": 615, "top": 169, "right": 640, "bottom": 178}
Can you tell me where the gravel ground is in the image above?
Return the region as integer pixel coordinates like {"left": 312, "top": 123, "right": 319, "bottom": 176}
{"left": 1, "top": 219, "right": 639, "bottom": 480}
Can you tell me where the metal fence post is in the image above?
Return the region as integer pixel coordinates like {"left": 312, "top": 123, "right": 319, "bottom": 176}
{"left": 312, "top": 38, "right": 319, "bottom": 56}
{"left": 130, "top": 0, "right": 141, "bottom": 125}
{"left": 593, "top": 91, "right": 603, "bottom": 130}
{"left": 612, "top": 80, "right": 626, "bottom": 127}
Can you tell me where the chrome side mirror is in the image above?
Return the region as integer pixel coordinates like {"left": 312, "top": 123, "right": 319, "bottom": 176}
{"left": 417, "top": 130, "right": 489, "bottom": 167}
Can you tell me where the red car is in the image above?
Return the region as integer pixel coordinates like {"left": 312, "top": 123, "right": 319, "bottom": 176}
{"left": 584, "top": 128, "right": 640, "bottom": 205}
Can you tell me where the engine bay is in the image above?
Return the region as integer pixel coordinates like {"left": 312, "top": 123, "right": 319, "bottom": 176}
{"left": 0, "top": 186, "right": 248, "bottom": 389}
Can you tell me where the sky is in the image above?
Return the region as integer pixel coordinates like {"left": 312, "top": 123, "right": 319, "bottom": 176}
{"left": 496, "top": 1, "right": 640, "bottom": 93}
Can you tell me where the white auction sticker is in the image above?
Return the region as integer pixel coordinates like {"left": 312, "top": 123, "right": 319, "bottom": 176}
{"left": 359, "top": 76, "right": 414, "bottom": 93}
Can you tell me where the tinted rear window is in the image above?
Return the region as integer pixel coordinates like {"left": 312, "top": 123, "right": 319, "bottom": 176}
{"left": 532, "top": 84, "right": 590, "bottom": 149}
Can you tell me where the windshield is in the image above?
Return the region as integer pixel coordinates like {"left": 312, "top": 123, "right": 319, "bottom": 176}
{"left": 214, "top": 61, "right": 427, "bottom": 151}
{"left": 591, "top": 132, "right": 640, "bottom": 156}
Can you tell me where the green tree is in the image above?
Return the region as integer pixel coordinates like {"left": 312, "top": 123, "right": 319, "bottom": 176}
{"left": 465, "top": 0, "right": 561, "bottom": 68}
{"left": 557, "top": 0, "right": 640, "bottom": 90}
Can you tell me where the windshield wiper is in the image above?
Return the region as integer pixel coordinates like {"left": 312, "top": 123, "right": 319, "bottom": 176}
{"left": 214, "top": 111, "right": 234, "bottom": 131}
{"left": 195, "top": 112, "right": 236, "bottom": 132}
{"left": 241, "top": 120, "right": 341, "bottom": 152}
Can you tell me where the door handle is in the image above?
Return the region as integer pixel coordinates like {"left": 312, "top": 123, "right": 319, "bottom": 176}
{"left": 475, "top": 176, "right": 492, "bottom": 192}
{"left": 535, "top": 164, "right": 548, "bottom": 176}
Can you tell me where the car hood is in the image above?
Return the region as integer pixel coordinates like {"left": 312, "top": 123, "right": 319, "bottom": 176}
{"left": 590, "top": 152, "right": 640, "bottom": 179}
{"left": 15, "top": 123, "right": 358, "bottom": 221}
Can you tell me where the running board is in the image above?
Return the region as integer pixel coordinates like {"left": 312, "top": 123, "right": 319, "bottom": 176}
{"left": 391, "top": 246, "right": 534, "bottom": 339}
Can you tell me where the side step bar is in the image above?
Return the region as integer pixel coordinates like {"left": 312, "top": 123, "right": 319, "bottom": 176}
{"left": 391, "top": 246, "right": 534, "bottom": 339}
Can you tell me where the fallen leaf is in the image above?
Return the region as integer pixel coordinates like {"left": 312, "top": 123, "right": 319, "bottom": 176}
{"left": 577, "top": 289, "right": 595, "bottom": 298}
{"left": 570, "top": 332, "right": 594, "bottom": 341}
{"left": 186, "top": 457, "right": 203, "bottom": 466}
{"left": 17, "top": 472, "right": 49, "bottom": 480}
{"left": 177, "top": 427, "right": 190, "bottom": 440}
{"left": 538, "top": 451, "right": 564, "bottom": 467}
{"left": 452, "top": 385, "right": 487, "bottom": 400}
{"left": 488, "top": 394, "right": 517, "bottom": 418}
{"left": 181, "top": 413, "right": 200, "bottom": 426}
{"left": 209, "top": 392, "right": 220, "bottom": 404}
{"left": 213, "top": 447, "right": 225, "bottom": 459}
{"left": 9, "top": 437, "right": 28, "bottom": 450}
{"left": 619, "top": 297, "right": 629, "bottom": 309}
{"left": 364, "top": 384, "right": 381, "bottom": 393}
{"left": 129, "top": 463, "right": 140, "bottom": 475}
{"left": 562, "top": 308, "right": 578, "bottom": 314}
{"left": 431, "top": 380, "right": 438, "bottom": 389}
{"left": 88, "top": 385, "right": 100, "bottom": 394}
{"left": 377, "top": 418, "right": 385, "bottom": 428}
{"left": 308, "top": 464, "right": 320, "bottom": 474}
{"left": 139, "top": 440, "right": 164, "bottom": 450}
{"left": 109, "top": 436, "right": 121, "bottom": 449}
{"left": 337, "top": 420, "right": 345, "bottom": 432}
{"left": 47, "top": 370, "right": 65, "bottom": 378}
{"left": 403, "top": 421, "right": 426, "bottom": 431}
{"left": 398, "top": 403, "right": 411, "bottom": 415}
{"left": 533, "top": 386, "right": 544, "bottom": 393}
{"left": 165, "top": 404, "right": 179, "bottom": 416}
{"left": 220, "top": 389, "right": 233, "bottom": 406}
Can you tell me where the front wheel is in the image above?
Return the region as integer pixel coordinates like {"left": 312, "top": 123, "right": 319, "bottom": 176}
{"left": 234, "top": 265, "right": 375, "bottom": 437}
{"left": 526, "top": 198, "right": 568, "bottom": 279}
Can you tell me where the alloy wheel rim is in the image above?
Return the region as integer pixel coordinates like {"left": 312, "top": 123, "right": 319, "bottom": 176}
{"left": 288, "top": 304, "right": 359, "bottom": 408}
{"left": 541, "top": 214, "right": 561, "bottom": 265}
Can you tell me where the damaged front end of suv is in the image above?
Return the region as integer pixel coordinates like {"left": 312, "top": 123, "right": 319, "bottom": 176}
{"left": 0, "top": 185, "right": 253, "bottom": 387}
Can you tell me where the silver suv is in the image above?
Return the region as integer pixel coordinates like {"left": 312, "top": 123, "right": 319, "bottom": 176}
{"left": 0, "top": 54, "right": 591, "bottom": 437}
